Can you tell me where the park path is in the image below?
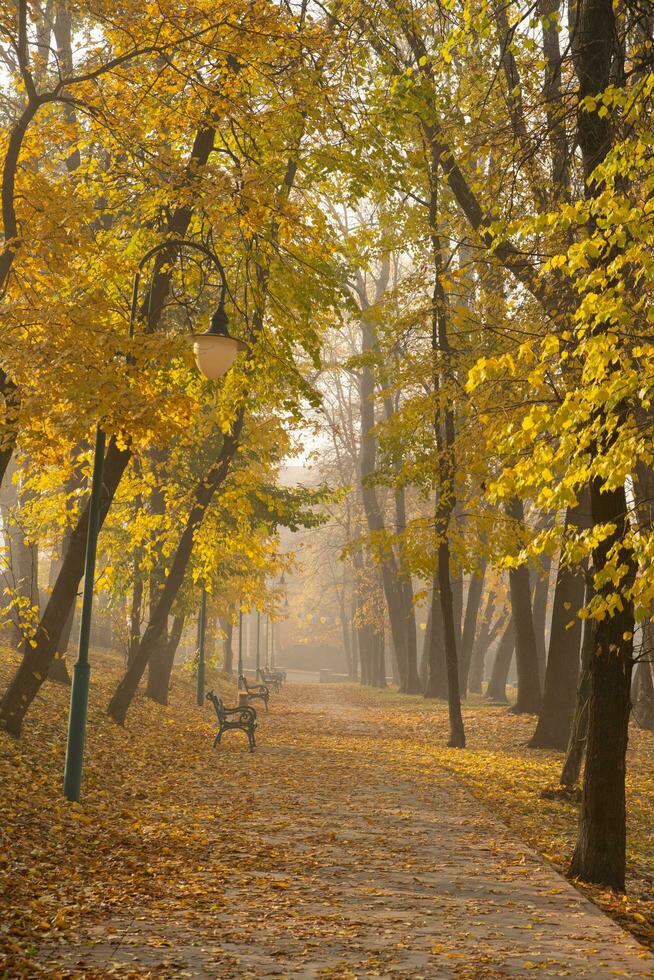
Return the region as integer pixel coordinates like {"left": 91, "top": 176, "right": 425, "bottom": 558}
{"left": 40, "top": 685, "right": 652, "bottom": 979}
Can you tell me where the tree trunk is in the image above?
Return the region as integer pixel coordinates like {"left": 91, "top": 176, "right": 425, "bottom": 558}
{"left": 560, "top": 606, "right": 594, "bottom": 787}
{"left": 506, "top": 498, "right": 542, "bottom": 713}
{"left": 356, "top": 268, "right": 418, "bottom": 693}
{"left": 485, "top": 621, "right": 514, "bottom": 702}
{"left": 48, "top": 597, "right": 74, "bottom": 686}
{"left": 221, "top": 615, "right": 234, "bottom": 675}
{"left": 568, "top": 542, "right": 633, "bottom": 889}
{"left": 468, "top": 591, "right": 497, "bottom": 694}
{"left": 459, "top": 562, "right": 486, "bottom": 696}
{"left": 146, "top": 613, "right": 185, "bottom": 705}
{"left": 531, "top": 554, "right": 552, "bottom": 687}
{"left": 0, "top": 438, "right": 131, "bottom": 735}
{"left": 2, "top": 458, "right": 40, "bottom": 649}
{"left": 47, "top": 506, "right": 75, "bottom": 687}
{"left": 631, "top": 468, "right": 654, "bottom": 731}
{"left": 530, "top": 495, "right": 591, "bottom": 748}
{"left": 424, "top": 573, "right": 447, "bottom": 698}
{"left": 632, "top": 653, "right": 654, "bottom": 732}
{"left": 419, "top": 602, "right": 432, "bottom": 688}
{"left": 127, "top": 569, "right": 143, "bottom": 667}
{"left": 372, "top": 628, "right": 387, "bottom": 687}
{"left": 439, "top": 537, "right": 465, "bottom": 746}
{"left": 146, "top": 478, "right": 170, "bottom": 700}
{"left": 107, "top": 420, "right": 242, "bottom": 726}
{"left": 339, "top": 569, "right": 355, "bottom": 680}
{"left": 451, "top": 564, "right": 463, "bottom": 652}
{"left": 529, "top": 557, "right": 585, "bottom": 749}
{"left": 566, "top": 0, "right": 636, "bottom": 893}
{"left": 393, "top": 481, "right": 419, "bottom": 693}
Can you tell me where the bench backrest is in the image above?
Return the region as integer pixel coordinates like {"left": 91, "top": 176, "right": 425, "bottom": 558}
{"left": 206, "top": 690, "right": 226, "bottom": 722}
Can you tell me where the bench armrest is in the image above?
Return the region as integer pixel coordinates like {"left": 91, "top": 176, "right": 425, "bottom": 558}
{"left": 223, "top": 705, "right": 256, "bottom": 720}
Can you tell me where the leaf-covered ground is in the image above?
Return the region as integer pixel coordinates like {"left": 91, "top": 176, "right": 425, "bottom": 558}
{"left": 0, "top": 647, "right": 652, "bottom": 978}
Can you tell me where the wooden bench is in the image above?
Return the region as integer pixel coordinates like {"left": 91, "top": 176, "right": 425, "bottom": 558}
{"left": 206, "top": 690, "right": 257, "bottom": 751}
{"left": 239, "top": 674, "right": 269, "bottom": 712}
{"left": 257, "top": 667, "right": 285, "bottom": 692}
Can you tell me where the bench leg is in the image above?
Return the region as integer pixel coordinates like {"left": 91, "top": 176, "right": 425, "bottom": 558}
{"left": 213, "top": 729, "right": 223, "bottom": 749}
{"left": 248, "top": 727, "right": 256, "bottom": 751}
{"left": 264, "top": 696, "right": 269, "bottom": 712}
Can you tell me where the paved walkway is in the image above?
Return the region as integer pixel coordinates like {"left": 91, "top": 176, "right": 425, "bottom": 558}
{"left": 40, "top": 688, "right": 653, "bottom": 978}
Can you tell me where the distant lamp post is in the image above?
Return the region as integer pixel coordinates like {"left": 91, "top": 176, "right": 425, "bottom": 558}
{"left": 237, "top": 608, "right": 244, "bottom": 688}
{"left": 256, "top": 611, "right": 261, "bottom": 676}
{"left": 196, "top": 587, "right": 207, "bottom": 706}
{"left": 63, "top": 240, "right": 246, "bottom": 803}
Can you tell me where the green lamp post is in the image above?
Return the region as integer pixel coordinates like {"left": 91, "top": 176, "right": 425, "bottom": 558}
{"left": 62, "top": 240, "right": 246, "bottom": 803}
{"left": 196, "top": 587, "right": 207, "bottom": 706}
{"left": 61, "top": 427, "right": 106, "bottom": 803}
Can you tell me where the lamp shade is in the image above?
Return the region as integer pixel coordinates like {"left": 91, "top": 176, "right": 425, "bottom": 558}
{"left": 192, "top": 333, "right": 247, "bottom": 380}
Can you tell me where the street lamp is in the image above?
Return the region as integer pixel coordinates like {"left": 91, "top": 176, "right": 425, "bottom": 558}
{"left": 63, "top": 239, "right": 246, "bottom": 803}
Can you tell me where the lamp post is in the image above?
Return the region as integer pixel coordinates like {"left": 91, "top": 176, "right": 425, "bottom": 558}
{"left": 256, "top": 611, "right": 261, "bottom": 676}
{"left": 63, "top": 239, "right": 246, "bottom": 803}
{"left": 196, "top": 587, "right": 207, "bottom": 706}
{"left": 237, "top": 607, "right": 244, "bottom": 687}
{"left": 62, "top": 427, "right": 106, "bottom": 803}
